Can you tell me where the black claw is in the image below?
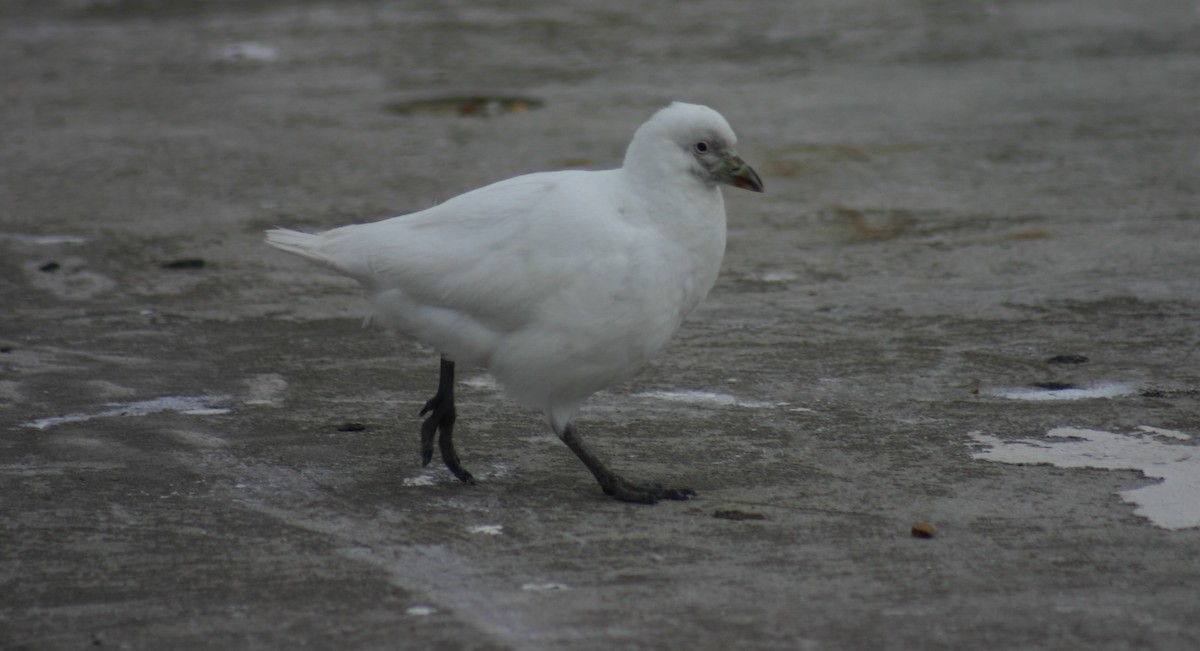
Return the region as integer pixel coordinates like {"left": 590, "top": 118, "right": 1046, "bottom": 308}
{"left": 415, "top": 357, "right": 474, "bottom": 482}
{"left": 418, "top": 393, "right": 443, "bottom": 466}
{"left": 609, "top": 488, "right": 659, "bottom": 505}
{"left": 606, "top": 479, "right": 695, "bottom": 504}
{"left": 419, "top": 415, "right": 437, "bottom": 467}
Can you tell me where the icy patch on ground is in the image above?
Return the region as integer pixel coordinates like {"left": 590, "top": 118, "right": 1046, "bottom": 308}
{"left": 243, "top": 373, "right": 288, "bottom": 405}
{"left": 214, "top": 43, "right": 279, "bottom": 62}
{"left": 633, "top": 389, "right": 779, "bottom": 409}
{"left": 970, "top": 426, "right": 1199, "bottom": 530}
{"left": 988, "top": 382, "right": 1136, "bottom": 401}
{"left": 461, "top": 374, "right": 499, "bottom": 390}
{"left": 521, "top": 582, "right": 568, "bottom": 592}
{"left": 0, "top": 232, "right": 88, "bottom": 245}
{"left": 23, "top": 395, "right": 231, "bottom": 430}
{"left": 402, "top": 473, "right": 437, "bottom": 487}
{"left": 756, "top": 270, "right": 799, "bottom": 283}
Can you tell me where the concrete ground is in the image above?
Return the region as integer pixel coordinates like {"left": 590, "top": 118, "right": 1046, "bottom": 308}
{"left": 3, "top": 1, "right": 1199, "bottom": 649}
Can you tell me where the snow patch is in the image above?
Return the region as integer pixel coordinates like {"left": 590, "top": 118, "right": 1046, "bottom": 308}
{"left": 402, "top": 474, "right": 437, "bottom": 487}
{"left": 24, "top": 395, "right": 231, "bottom": 430}
{"left": 634, "top": 389, "right": 778, "bottom": 409}
{"left": 970, "top": 426, "right": 1199, "bottom": 530}
{"left": 988, "top": 382, "right": 1136, "bottom": 401}
{"left": 521, "top": 582, "right": 568, "bottom": 592}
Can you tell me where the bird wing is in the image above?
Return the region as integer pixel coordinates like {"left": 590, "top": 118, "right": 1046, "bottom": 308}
{"left": 286, "top": 169, "right": 636, "bottom": 358}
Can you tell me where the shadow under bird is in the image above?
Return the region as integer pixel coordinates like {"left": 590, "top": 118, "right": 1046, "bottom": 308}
{"left": 265, "top": 102, "right": 763, "bottom": 503}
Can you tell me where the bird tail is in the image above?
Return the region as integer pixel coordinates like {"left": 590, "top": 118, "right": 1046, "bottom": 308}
{"left": 264, "top": 228, "right": 334, "bottom": 267}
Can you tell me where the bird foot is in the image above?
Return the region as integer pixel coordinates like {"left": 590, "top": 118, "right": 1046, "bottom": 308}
{"left": 604, "top": 478, "right": 696, "bottom": 504}
{"left": 418, "top": 394, "right": 444, "bottom": 464}
{"left": 419, "top": 394, "right": 475, "bottom": 484}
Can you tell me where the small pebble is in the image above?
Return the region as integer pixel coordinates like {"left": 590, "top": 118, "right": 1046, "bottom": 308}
{"left": 162, "top": 258, "right": 206, "bottom": 270}
{"left": 911, "top": 522, "right": 936, "bottom": 539}
{"left": 1047, "top": 354, "right": 1089, "bottom": 365}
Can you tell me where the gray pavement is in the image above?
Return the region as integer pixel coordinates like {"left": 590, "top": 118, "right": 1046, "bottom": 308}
{"left": 3, "top": 1, "right": 1200, "bottom": 649}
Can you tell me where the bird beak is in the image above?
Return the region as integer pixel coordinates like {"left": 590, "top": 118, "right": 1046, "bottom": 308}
{"left": 718, "top": 153, "right": 764, "bottom": 193}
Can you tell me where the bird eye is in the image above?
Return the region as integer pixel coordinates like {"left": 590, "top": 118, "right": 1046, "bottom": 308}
{"left": 694, "top": 141, "right": 709, "bottom": 154}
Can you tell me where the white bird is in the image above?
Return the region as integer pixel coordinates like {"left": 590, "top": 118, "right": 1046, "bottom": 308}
{"left": 266, "top": 102, "right": 763, "bottom": 503}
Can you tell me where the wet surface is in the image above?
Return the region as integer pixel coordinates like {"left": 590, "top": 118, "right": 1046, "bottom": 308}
{"left": 3, "top": 0, "right": 1200, "bottom": 649}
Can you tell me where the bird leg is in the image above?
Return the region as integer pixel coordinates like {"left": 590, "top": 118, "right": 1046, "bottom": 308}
{"left": 418, "top": 356, "right": 475, "bottom": 484}
{"left": 556, "top": 422, "right": 695, "bottom": 504}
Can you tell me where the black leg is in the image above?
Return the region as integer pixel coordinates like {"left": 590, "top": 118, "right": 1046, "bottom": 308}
{"left": 556, "top": 422, "right": 695, "bottom": 504}
{"left": 418, "top": 356, "right": 474, "bottom": 484}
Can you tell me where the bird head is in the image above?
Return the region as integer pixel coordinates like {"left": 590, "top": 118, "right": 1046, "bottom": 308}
{"left": 624, "top": 102, "right": 764, "bottom": 194}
